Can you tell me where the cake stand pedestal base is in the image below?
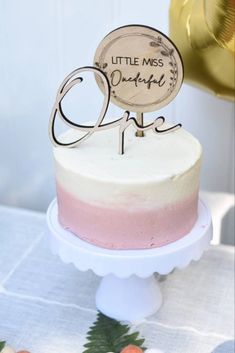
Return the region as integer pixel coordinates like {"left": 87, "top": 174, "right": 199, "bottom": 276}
{"left": 96, "top": 274, "right": 162, "bottom": 322}
{"left": 46, "top": 198, "right": 212, "bottom": 322}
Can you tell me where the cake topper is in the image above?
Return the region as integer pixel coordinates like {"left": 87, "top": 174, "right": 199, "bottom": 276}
{"left": 49, "top": 25, "right": 183, "bottom": 154}
{"left": 94, "top": 25, "right": 183, "bottom": 113}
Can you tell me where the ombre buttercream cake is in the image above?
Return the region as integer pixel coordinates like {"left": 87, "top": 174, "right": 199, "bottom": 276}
{"left": 53, "top": 123, "right": 202, "bottom": 250}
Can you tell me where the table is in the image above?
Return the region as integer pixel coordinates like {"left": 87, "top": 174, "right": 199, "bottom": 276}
{"left": 0, "top": 205, "right": 234, "bottom": 353}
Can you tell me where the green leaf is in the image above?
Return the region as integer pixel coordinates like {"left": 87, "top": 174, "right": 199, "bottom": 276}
{"left": 83, "top": 312, "right": 145, "bottom": 353}
{"left": 0, "top": 341, "right": 6, "bottom": 352}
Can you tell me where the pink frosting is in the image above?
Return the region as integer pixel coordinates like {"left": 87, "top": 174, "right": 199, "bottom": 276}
{"left": 56, "top": 182, "right": 198, "bottom": 250}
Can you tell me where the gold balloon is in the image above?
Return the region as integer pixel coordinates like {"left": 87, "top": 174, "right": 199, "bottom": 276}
{"left": 169, "top": 0, "right": 235, "bottom": 100}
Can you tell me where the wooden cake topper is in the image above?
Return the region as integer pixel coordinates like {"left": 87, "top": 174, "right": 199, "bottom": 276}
{"left": 94, "top": 25, "right": 184, "bottom": 113}
{"left": 49, "top": 25, "right": 183, "bottom": 154}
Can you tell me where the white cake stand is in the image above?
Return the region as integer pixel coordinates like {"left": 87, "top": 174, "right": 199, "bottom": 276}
{"left": 46, "top": 198, "right": 212, "bottom": 322}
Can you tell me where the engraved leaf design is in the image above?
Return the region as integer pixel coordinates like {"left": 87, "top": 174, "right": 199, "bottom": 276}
{"left": 150, "top": 41, "right": 160, "bottom": 47}
{"left": 161, "top": 50, "right": 170, "bottom": 56}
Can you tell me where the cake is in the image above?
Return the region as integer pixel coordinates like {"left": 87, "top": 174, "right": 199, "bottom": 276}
{"left": 53, "top": 122, "right": 202, "bottom": 250}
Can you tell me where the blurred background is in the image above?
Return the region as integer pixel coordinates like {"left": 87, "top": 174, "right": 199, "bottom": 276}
{"left": 0, "top": 0, "right": 234, "bottom": 244}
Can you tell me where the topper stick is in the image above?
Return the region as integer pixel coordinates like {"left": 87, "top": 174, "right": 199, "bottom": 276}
{"left": 136, "top": 112, "right": 145, "bottom": 137}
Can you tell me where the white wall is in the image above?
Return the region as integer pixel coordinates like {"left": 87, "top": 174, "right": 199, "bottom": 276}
{"left": 0, "top": 0, "right": 234, "bottom": 239}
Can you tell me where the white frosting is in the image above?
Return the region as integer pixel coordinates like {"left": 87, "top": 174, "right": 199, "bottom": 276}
{"left": 54, "top": 122, "right": 202, "bottom": 208}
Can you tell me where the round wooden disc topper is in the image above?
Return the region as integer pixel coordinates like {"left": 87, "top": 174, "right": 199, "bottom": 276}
{"left": 94, "top": 25, "right": 184, "bottom": 113}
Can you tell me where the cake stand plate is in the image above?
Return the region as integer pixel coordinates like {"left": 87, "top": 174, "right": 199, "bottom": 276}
{"left": 46, "top": 199, "right": 212, "bottom": 322}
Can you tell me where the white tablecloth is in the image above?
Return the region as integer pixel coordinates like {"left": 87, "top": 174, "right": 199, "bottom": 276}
{"left": 0, "top": 205, "right": 234, "bottom": 353}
